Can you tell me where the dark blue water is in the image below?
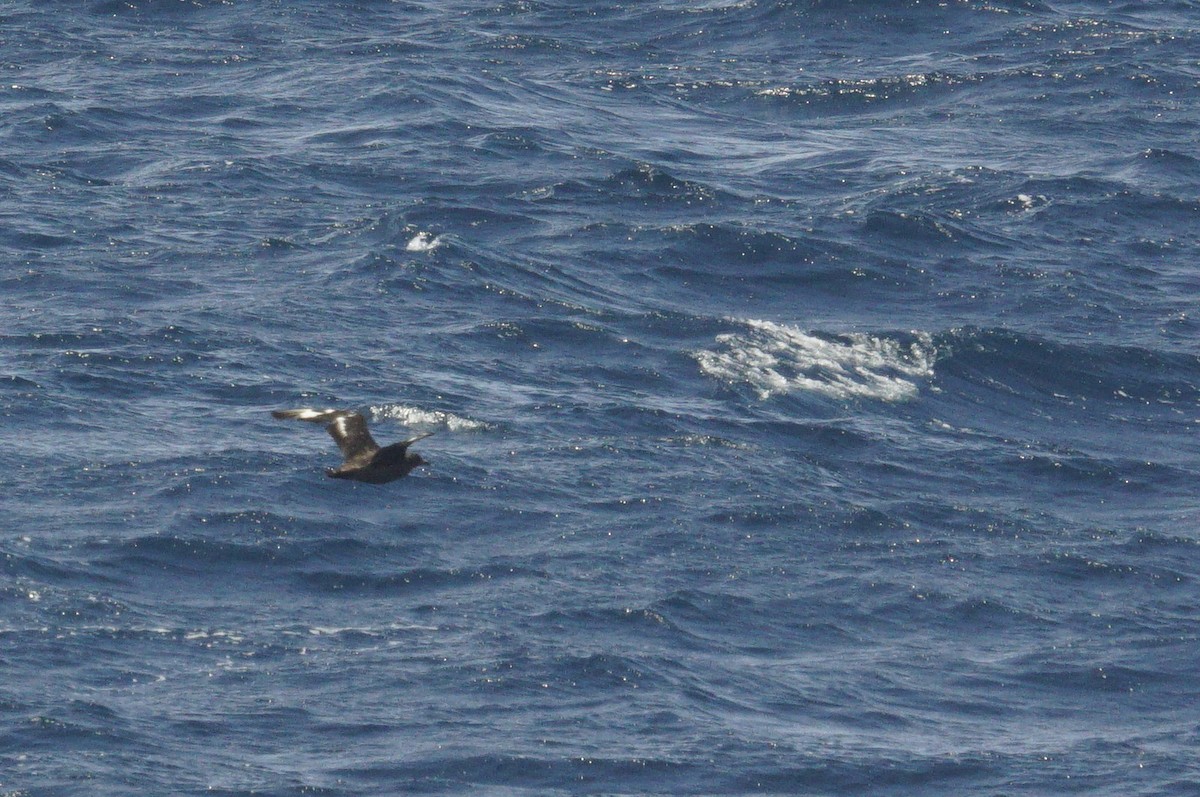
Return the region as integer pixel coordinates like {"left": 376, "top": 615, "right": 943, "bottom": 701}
{"left": 3, "top": 2, "right": 1199, "bottom": 794}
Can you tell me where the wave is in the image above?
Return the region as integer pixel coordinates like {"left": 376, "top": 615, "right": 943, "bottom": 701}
{"left": 695, "top": 319, "right": 936, "bottom": 401}
{"left": 936, "top": 326, "right": 1200, "bottom": 407}
{"left": 298, "top": 562, "right": 547, "bottom": 596}
{"left": 370, "top": 403, "right": 490, "bottom": 432}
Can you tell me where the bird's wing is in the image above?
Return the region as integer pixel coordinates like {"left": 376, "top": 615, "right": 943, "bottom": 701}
{"left": 272, "top": 408, "right": 339, "bottom": 423}
{"left": 398, "top": 431, "right": 434, "bottom": 449}
{"left": 273, "top": 407, "right": 423, "bottom": 460}
{"left": 326, "top": 412, "right": 380, "bottom": 460}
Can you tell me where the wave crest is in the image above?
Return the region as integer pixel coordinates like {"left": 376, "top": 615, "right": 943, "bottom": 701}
{"left": 695, "top": 319, "right": 935, "bottom": 401}
{"left": 369, "top": 403, "right": 490, "bottom": 432}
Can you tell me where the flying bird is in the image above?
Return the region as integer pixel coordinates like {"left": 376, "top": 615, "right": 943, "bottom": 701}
{"left": 272, "top": 408, "right": 432, "bottom": 483}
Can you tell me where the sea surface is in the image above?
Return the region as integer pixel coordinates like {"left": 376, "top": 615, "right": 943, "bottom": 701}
{"left": 2, "top": 1, "right": 1199, "bottom": 795}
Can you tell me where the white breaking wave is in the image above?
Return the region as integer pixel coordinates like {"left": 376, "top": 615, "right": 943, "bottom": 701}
{"left": 370, "top": 403, "right": 489, "bottom": 432}
{"left": 405, "top": 231, "right": 443, "bottom": 252}
{"left": 694, "top": 319, "right": 936, "bottom": 401}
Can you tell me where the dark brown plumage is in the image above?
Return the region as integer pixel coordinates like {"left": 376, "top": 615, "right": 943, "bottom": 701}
{"left": 272, "top": 408, "right": 432, "bottom": 483}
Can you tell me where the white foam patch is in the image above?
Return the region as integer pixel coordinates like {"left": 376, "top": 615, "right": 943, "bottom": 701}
{"left": 405, "top": 232, "right": 443, "bottom": 252}
{"left": 695, "top": 319, "right": 936, "bottom": 401}
{"left": 370, "top": 404, "right": 489, "bottom": 432}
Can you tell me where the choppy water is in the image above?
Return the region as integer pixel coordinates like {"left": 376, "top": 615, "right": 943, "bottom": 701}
{"left": 3, "top": 2, "right": 1199, "bottom": 795}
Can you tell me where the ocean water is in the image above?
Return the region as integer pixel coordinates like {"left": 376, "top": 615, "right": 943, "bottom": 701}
{"left": 2, "top": 1, "right": 1199, "bottom": 794}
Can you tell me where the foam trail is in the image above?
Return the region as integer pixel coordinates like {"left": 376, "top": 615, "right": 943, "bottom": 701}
{"left": 695, "top": 319, "right": 936, "bottom": 401}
